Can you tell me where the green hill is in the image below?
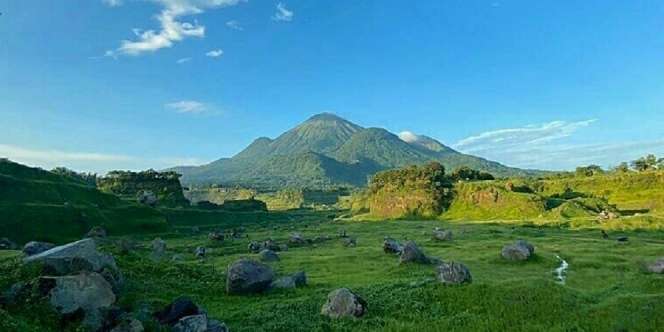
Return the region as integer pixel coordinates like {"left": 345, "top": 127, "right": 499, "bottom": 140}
{"left": 0, "top": 159, "right": 168, "bottom": 244}
{"left": 172, "top": 113, "right": 542, "bottom": 189}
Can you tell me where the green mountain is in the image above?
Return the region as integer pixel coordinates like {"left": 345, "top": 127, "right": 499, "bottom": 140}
{"left": 172, "top": 113, "right": 542, "bottom": 189}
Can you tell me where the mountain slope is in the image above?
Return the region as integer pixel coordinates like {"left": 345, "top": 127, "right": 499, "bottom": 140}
{"left": 172, "top": 113, "right": 543, "bottom": 189}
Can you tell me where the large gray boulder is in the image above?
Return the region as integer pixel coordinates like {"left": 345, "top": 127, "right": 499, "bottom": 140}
{"left": 436, "top": 262, "right": 472, "bottom": 285}
{"left": 383, "top": 237, "right": 402, "bottom": 254}
{"left": 226, "top": 259, "right": 275, "bottom": 295}
{"left": 41, "top": 272, "right": 116, "bottom": 330}
{"left": 399, "top": 241, "right": 431, "bottom": 264}
{"left": 647, "top": 258, "right": 664, "bottom": 274}
{"left": 23, "top": 241, "right": 55, "bottom": 256}
{"left": 320, "top": 288, "right": 367, "bottom": 319}
{"left": 24, "top": 238, "right": 118, "bottom": 276}
{"left": 501, "top": 240, "right": 535, "bottom": 261}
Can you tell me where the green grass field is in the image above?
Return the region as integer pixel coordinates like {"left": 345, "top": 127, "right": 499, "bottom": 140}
{"left": 3, "top": 209, "right": 664, "bottom": 331}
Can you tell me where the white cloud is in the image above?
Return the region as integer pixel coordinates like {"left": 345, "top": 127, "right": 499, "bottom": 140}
{"left": 272, "top": 2, "right": 294, "bottom": 22}
{"left": 0, "top": 144, "right": 205, "bottom": 174}
{"left": 205, "top": 49, "right": 224, "bottom": 57}
{"left": 106, "top": 0, "right": 245, "bottom": 56}
{"left": 176, "top": 57, "right": 192, "bottom": 64}
{"left": 165, "top": 100, "right": 207, "bottom": 113}
{"left": 398, "top": 131, "right": 421, "bottom": 143}
{"left": 226, "top": 20, "right": 243, "bottom": 31}
{"left": 454, "top": 119, "right": 596, "bottom": 153}
{"left": 102, "top": 0, "right": 123, "bottom": 7}
{"left": 452, "top": 119, "right": 664, "bottom": 170}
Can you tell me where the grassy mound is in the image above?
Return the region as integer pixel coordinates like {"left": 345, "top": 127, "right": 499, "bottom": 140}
{"left": 0, "top": 159, "right": 168, "bottom": 244}
{"left": 443, "top": 182, "right": 546, "bottom": 220}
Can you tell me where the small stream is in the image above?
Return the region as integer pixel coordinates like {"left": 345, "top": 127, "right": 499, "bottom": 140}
{"left": 554, "top": 255, "right": 569, "bottom": 284}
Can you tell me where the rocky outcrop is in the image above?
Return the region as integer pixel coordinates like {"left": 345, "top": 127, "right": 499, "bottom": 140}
{"left": 24, "top": 238, "right": 119, "bottom": 278}
{"left": 226, "top": 259, "right": 275, "bottom": 295}
{"left": 321, "top": 288, "right": 367, "bottom": 319}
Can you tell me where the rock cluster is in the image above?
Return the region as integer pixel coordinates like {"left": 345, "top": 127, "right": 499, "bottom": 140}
{"left": 154, "top": 297, "right": 228, "bottom": 332}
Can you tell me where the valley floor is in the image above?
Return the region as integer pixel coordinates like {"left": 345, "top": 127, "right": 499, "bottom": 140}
{"left": 3, "top": 210, "right": 664, "bottom": 331}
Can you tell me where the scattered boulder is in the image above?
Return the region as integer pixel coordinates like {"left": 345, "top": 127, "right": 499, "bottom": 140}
{"left": 338, "top": 229, "right": 348, "bottom": 238}
{"left": 154, "top": 297, "right": 200, "bottom": 325}
{"left": 226, "top": 259, "right": 275, "bottom": 295}
{"left": 647, "top": 258, "right": 664, "bottom": 274}
{"left": 617, "top": 236, "right": 629, "bottom": 242}
{"left": 41, "top": 272, "right": 116, "bottom": 330}
{"left": 150, "top": 238, "right": 167, "bottom": 261}
{"left": 258, "top": 249, "right": 280, "bottom": 262}
{"left": 289, "top": 233, "right": 307, "bottom": 246}
{"left": 501, "top": 240, "right": 535, "bottom": 261}
{"left": 320, "top": 288, "right": 367, "bottom": 319}
{"left": 432, "top": 228, "right": 453, "bottom": 241}
{"left": 24, "top": 238, "right": 119, "bottom": 277}
{"left": 399, "top": 241, "right": 432, "bottom": 264}
{"left": 0, "top": 237, "right": 18, "bottom": 250}
{"left": 383, "top": 237, "right": 403, "bottom": 254}
{"left": 262, "top": 239, "right": 281, "bottom": 251}
{"left": 86, "top": 226, "right": 108, "bottom": 238}
{"left": 191, "top": 226, "right": 200, "bottom": 234}
{"left": 22, "top": 241, "right": 55, "bottom": 256}
{"left": 436, "top": 262, "right": 472, "bottom": 285}
{"left": 342, "top": 237, "right": 357, "bottom": 247}
{"left": 172, "top": 314, "right": 208, "bottom": 332}
{"left": 248, "top": 241, "right": 262, "bottom": 253}
{"left": 110, "top": 317, "right": 144, "bottom": 332}
{"left": 0, "top": 282, "right": 28, "bottom": 306}
{"left": 270, "top": 271, "right": 307, "bottom": 290}
{"left": 195, "top": 246, "right": 206, "bottom": 259}
{"left": 313, "top": 235, "right": 332, "bottom": 243}
{"left": 208, "top": 231, "right": 224, "bottom": 242}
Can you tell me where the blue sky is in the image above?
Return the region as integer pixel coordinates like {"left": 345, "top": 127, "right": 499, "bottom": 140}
{"left": 2, "top": 0, "right": 664, "bottom": 173}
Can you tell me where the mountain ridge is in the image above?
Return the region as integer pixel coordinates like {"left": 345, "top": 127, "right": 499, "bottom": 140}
{"left": 170, "top": 113, "right": 544, "bottom": 189}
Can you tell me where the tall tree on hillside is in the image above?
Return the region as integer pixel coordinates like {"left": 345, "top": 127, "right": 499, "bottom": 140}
{"left": 632, "top": 154, "right": 658, "bottom": 172}
{"left": 614, "top": 162, "right": 630, "bottom": 173}
{"left": 575, "top": 165, "right": 603, "bottom": 177}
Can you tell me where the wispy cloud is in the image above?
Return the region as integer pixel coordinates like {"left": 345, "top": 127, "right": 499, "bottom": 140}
{"left": 105, "top": 0, "right": 245, "bottom": 56}
{"left": 226, "top": 20, "right": 243, "bottom": 31}
{"left": 272, "top": 2, "right": 294, "bottom": 22}
{"left": 453, "top": 119, "right": 664, "bottom": 170}
{"left": 205, "top": 49, "right": 224, "bottom": 57}
{"left": 102, "top": 0, "right": 123, "bottom": 7}
{"left": 455, "top": 119, "right": 596, "bottom": 153}
{"left": 176, "top": 57, "right": 192, "bottom": 64}
{"left": 0, "top": 144, "right": 205, "bottom": 174}
{"left": 165, "top": 100, "right": 207, "bottom": 113}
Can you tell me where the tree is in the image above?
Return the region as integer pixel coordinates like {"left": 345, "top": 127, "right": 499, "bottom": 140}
{"left": 631, "top": 154, "right": 658, "bottom": 172}
{"left": 613, "top": 162, "right": 630, "bottom": 173}
{"left": 575, "top": 165, "right": 603, "bottom": 177}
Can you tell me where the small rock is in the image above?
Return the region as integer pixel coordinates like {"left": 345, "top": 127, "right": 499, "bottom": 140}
{"left": 270, "top": 276, "right": 296, "bottom": 289}
{"left": 501, "top": 240, "right": 535, "bottom": 261}
{"left": 150, "top": 238, "right": 167, "bottom": 261}
{"left": 208, "top": 231, "right": 224, "bottom": 242}
{"left": 191, "top": 226, "right": 200, "bottom": 234}
{"left": 226, "top": 259, "right": 275, "bottom": 295}
{"left": 432, "top": 228, "right": 453, "bottom": 241}
{"left": 248, "top": 241, "right": 262, "bottom": 253}
{"left": 383, "top": 237, "right": 403, "bottom": 254}
{"left": 258, "top": 249, "right": 280, "bottom": 262}
{"left": 86, "top": 226, "right": 107, "bottom": 238}
{"left": 647, "top": 258, "right": 664, "bottom": 274}
{"left": 292, "top": 271, "right": 307, "bottom": 287}
{"left": 399, "top": 241, "right": 431, "bottom": 264}
{"left": 289, "top": 233, "right": 307, "bottom": 246}
{"left": 1, "top": 282, "right": 28, "bottom": 305}
{"left": 0, "top": 237, "right": 18, "bottom": 250}
{"left": 617, "top": 236, "right": 629, "bottom": 242}
{"left": 436, "top": 262, "right": 472, "bottom": 285}
{"left": 320, "top": 288, "right": 367, "bottom": 319}
{"left": 207, "top": 319, "right": 229, "bottom": 332}
{"left": 342, "top": 237, "right": 356, "bottom": 247}
{"left": 262, "top": 239, "right": 281, "bottom": 251}
{"left": 338, "top": 229, "right": 348, "bottom": 238}
{"left": 110, "top": 318, "right": 144, "bottom": 332}
{"left": 172, "top": 314, "right": 208, "bottom": 332}
{"left": 195, "top": 246, "right": 206, "bottom": 259}
{"left": 22, "top": 241, "right": 55, "bottom": 256}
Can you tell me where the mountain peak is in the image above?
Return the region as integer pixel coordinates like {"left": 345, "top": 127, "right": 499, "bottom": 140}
{"left": 306, "top": 112, "right": 348, "bottom": 123}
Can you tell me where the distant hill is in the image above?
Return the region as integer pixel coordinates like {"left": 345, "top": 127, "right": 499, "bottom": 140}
{"left": 171, "top": 113, "right": 544, "bottom": 189}
{"left": 0, "top": 159, "right": 168, "bottom": 243}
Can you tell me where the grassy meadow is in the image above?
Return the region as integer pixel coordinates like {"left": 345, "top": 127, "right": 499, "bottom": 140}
{"left": 3, "top": 209, "right": 664, "bottom": 331}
